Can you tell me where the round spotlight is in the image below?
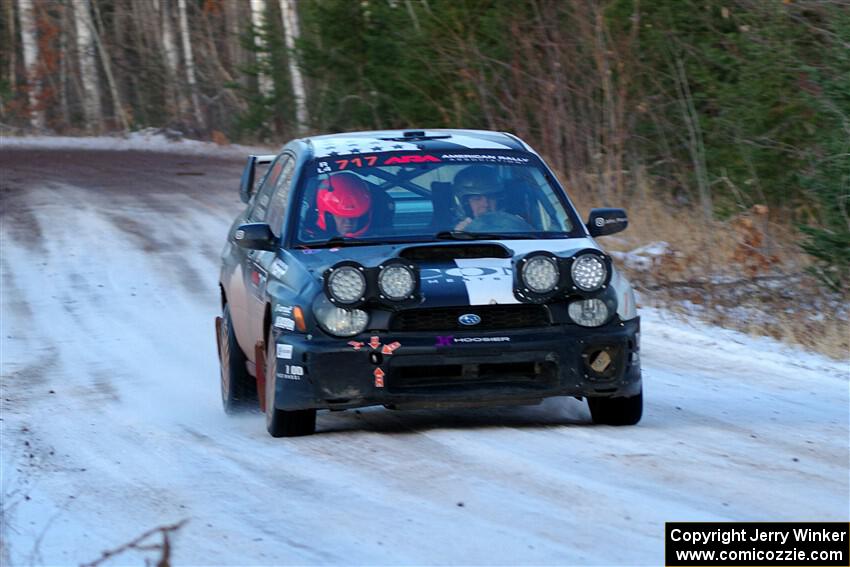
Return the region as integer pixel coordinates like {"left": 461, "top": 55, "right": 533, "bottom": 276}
{"left": 378, "top": 264, "right": 415, "bottom": 300}
{"left": 327, "top": 265, "right": 366, "bottom": 304}
{"left": 522, "top": 255, "right": 559, "bottom": 294}
{"left": 568, "top": 298, "right": 610, "bottom": 327}
{"left": 571, "top": 254, "right": 607, "bottom": 291}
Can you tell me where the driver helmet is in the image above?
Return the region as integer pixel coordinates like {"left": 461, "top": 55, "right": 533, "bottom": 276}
{"left": 316, "top": 172, "right": 372, "bottom": 237}
{"left": 454, "top": 165, "right": 504, "bottom": 212}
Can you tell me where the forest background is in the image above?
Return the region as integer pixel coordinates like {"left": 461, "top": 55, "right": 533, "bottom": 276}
{"left": 1, "top": 0, "right": 848, "bottom": 356}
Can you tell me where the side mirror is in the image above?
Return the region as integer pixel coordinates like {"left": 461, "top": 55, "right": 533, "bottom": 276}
{"left": 239, "top": 154, "right": 277, "bottom": 204}
{"left": 234, "top": 223, "right": 278, "bottom": 251}
{"left": 587, "top": 208, "right": 628, "bottom": 237}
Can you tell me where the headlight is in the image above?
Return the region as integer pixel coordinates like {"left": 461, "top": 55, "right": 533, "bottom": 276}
{"left": 571, "top": 254, "right": 607, "bottom": 291}
{"left": 568, "top": 299, "right": 610, "bottom": 327}
{"left": 327, "top": 265, "right": 366, "bottom": 304}
{"left": 314, "top": 298, "right": 369, "bottom": 337}
{"left": 378, "top": 264, "right": 416, "bottom": 300}
{"left": 521, "top": 255, "right": 559, "bottom": 293}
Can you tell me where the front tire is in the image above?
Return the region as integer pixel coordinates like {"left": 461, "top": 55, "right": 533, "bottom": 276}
{"left": 219, "top": 304, "right": 256, "bottom": 413}
{"left": 588, "top": 390, "right": 643, "bottom": 425}
{"left": 265, "top": 330, "right": 316, "bottom": 437}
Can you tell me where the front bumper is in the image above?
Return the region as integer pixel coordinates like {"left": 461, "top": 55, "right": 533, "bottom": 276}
{"left": 270, "top": 318, "right": 641, "bottom": 411}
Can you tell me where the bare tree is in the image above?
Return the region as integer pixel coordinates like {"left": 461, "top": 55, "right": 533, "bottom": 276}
{"left": 177, "top": 0, "right": 205, "bottom": 130}
{"left": 6, "top": 0, "right": 16, "bottom": 97}
{"left": 223, "top": 0, "right": 249, "bottom": 86}
{"left": 16, "top": 0, "right": 45, "bottom": 129}
{"left": 72, "top": 0, "right": 103, "bottom": 132}
{"left": 88, "top": 0, "right": 129, "bottom": 130}
{"left": 154, "top": 0, "right": 185, "bottom": 124}
{"left": 279, "top": 0, "right": 307, "bottom": 134}
{"left": 250, "top": 0, "right": 272, "bottom": 97}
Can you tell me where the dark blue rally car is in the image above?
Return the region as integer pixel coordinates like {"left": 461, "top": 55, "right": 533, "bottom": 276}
{"left": 216, "top": 129, "right": 641, "bottom": 437}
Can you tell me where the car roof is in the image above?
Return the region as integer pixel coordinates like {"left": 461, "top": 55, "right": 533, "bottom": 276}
{"left": 302, "top": 129, "right": 533, "bottom": 159}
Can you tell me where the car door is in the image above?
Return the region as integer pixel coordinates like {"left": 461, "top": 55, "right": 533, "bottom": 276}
{"left": 233, "top": 154, "right": 289, "bottom": 359}
{"left": 245, "top": 152, "right": 297, "bottom": 354}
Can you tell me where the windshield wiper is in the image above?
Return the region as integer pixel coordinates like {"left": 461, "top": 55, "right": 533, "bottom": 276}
{"left": 435, "top": 230, "right": 476, "bottom": 240}
{"left": 435, "top": 231, "right": 542, "bottom": 241}
{"left": 307, "top": 236, "right": 375, "bottom": 248}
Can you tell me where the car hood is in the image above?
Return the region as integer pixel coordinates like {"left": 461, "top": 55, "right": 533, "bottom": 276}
{"left": 289, "top": 238, "right": 602, "bottom": 308}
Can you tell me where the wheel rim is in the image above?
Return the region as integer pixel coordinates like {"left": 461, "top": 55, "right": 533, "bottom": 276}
{"left": 220, "top": 315, "right": 231, "bottom": 403}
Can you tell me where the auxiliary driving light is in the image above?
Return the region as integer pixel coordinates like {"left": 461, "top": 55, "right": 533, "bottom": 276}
{"left": 570, "top": 253, "right": 608, "bottom": 292}
{"left": 521, "top": 255, "right": 560, "bottom": 294}
{"left": 325, "top": 263, "right": 367, "bottom": 305}
{"left": 378, "top": 262, "right": 417, "bottom": 300}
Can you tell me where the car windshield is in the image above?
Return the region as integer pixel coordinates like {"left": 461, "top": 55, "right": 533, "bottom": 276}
{"left": 292, "top": 150, "right": 579, "bottom": 246}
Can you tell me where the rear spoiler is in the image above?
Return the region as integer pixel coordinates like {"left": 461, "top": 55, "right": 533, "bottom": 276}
{"left": 239, "top": 154, "right": 277, "bottom": 204}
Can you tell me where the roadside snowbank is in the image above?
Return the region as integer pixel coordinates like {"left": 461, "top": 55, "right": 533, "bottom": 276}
{"left": 1, "top": 130, "right": 274, "bottom": 157}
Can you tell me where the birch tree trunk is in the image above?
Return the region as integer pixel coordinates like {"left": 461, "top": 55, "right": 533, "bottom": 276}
{"left": 6, "top": 0, "right": 16, "bottom": 96}
{"left": 72, "top": 0, "right": 103, "bottom": 132}
{"left": 250, "top": 0, "right": 272, "bottom": 98}
{"left": 58, "top": 4, "right": 70, "bottom": 126}
{"left": 16, "top": 0, "right": 45, "bottom": 129}
{"left": 156, "top": 0, "right": 186, "bottom": 122}
{"left": 177, "top": 0, "right": 205, "bottom": 129}
{"left": 223, "top": 0, "right": 248, "bottom": 86}
{"left": 279, "top": 0, "right": 307, "bottom": 134}
{"left": 89, "top": 0, "right": 129, "bottom": 130}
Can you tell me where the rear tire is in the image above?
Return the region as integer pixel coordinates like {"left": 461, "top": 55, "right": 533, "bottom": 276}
{"left": 588, "top": 390, "right": 643, "bottom": 425}
{"left": 265, "top": 330, "right": 316, "bottom": 437}
{"left": 219, "top": 304, "right": 256, "bottom": 413}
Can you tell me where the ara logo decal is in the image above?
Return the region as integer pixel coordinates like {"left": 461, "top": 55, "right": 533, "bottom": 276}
{"left": 348, "top": 340, "right": 364, "bottom": 351}
{"left": 369, "top": 336, "right": 381, "bottom": 350}
{"left": 458, "top": 314, "right": 481, "bottom": 326}
{"left": 383, "top": 155, "right": 441, "bottom": 165}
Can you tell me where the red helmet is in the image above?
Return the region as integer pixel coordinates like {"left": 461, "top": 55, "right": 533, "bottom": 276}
{"left": 316, "top": 172, "right": 372, "bottom": 236}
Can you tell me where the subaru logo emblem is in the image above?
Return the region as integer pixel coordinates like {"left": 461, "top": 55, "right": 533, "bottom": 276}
{"left": 458, "top": 313, "right": 481, "bottom": 326}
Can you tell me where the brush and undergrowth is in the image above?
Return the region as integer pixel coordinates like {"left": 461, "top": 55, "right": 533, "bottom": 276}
{"left": 570, "top": 185, "right": 848, "bottom": 360}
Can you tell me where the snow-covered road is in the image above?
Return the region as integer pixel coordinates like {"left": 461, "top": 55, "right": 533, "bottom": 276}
{"left": 1, "top": 145, "right": 847, "bottom": 565}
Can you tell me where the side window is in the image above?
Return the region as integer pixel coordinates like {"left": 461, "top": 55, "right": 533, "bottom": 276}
{"left": 266, "top": 157, "right": 297, "bottom": 237}
{"left": 249, "top": 156, "right": 288, "bottom": 223}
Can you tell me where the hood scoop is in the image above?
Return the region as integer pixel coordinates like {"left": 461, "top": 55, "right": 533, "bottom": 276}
{"left": 400, "top": 243, "right": 511, "bottom": 261}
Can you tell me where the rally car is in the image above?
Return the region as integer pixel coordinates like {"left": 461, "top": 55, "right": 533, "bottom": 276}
{"left": 216, "top": 129, "right": 642, "bottom": 437}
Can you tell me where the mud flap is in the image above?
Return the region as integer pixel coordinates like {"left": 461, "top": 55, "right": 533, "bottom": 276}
{"left": 214, "top": 317, "right": 223, "bottom": 359}
{"left": 255, "top": 340, "right": 266, "bottom": 412}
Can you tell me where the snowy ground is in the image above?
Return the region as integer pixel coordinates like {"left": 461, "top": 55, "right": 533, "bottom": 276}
{"left": 1, "top": 140, "right": 848, "bottom": 566}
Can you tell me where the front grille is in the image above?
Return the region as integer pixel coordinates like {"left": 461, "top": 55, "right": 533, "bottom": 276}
{"left": 389, "top": 304, "right": 550, "bottom": 332}
{"left": 388, "top": 361, "right": 557, "bottom": 393}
